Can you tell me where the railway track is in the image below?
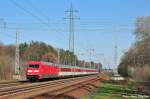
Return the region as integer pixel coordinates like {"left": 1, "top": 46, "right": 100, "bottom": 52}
{"left": 0, "top": 80, "right": 28, "bottom": 88}
{"left": 0, "top": 78, "right": 77, "bottom": 96}
{"left": 0, "top": 74, "right": 103, "bottom": 99}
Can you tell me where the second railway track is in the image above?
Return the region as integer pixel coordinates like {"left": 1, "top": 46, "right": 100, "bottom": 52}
{"left": 0, "top": 80, "right": 28, "bottom": 88}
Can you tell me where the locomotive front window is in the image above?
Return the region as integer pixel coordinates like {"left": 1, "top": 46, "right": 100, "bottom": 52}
{"left": 28, "top": 64, "right": 39, "bottom": 68}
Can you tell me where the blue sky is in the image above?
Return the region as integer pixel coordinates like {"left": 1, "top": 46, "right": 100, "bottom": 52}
{"left": 0, "top": 0, "right": 150, "bottom": 68}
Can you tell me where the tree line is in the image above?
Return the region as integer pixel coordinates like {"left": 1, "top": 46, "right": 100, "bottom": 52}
{"left": 118, "top": 16, "right": 150, "bottom": 82}
{"left": 0, "top": 41, "right": 102, "bottom": 80}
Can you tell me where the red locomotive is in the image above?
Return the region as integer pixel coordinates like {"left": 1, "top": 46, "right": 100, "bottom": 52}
{"left": 26, "top": 61, "right": 98, "bottom": 81}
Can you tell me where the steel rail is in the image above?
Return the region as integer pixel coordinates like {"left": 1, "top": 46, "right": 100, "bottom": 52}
{"left": 0, "top": 80, "right": 28, "bottom": 88}
{"left": 0, "top": 78, "right": 77, "bottom": 95}
{"left": 48, "top": 77, "right": 101, "bottom": 99}
{"left": 0, "top": 75, "right": 92, "bottom": 92}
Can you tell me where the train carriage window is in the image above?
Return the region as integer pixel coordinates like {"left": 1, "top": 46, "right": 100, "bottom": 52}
{"left": 28, "top": 64, "right": 39, "bottom": 68}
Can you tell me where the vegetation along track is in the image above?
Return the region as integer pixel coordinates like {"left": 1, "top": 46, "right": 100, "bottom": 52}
{"left": 0, "top": 74, "right": 103, "bottom": 99}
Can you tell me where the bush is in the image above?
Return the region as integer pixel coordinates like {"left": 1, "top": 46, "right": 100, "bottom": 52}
{"left": 129, "top": 65, "right": 150, "bottom": 82}
{"left": 0, "top": 55, "right": 14, "bottom": 80}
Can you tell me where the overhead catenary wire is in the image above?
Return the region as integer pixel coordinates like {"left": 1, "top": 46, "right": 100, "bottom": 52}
{"left": 1, "top": 19, "right": 134, "bottom": 32}
{"left": 25, "top": 0, "right": 65, "bottom": 34}
{"left": 8, "top": 0, "right": 67, "bottom": 45}
{"left": 9, "top": 0, "right": 51, "bottom": 29}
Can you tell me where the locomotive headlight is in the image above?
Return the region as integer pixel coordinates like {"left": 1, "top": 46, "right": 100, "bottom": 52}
{"left": 34, "top": 70, "right": 39, "bottom": 72}
{"left": 28, "top": 70, "right": 33, "bottom": 72}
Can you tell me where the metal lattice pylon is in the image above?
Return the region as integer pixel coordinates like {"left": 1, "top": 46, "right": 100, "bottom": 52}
{"left": 65, "top": 3, "right": 79, "bottom": 53}
{"left": 15, "top": 28, "right": 20, "bottom": 75}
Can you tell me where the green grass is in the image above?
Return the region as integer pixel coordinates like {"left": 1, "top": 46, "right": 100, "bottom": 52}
{"left": 82, "top": 82, "right": 149, "bottom": 99}
{"left": 93, "top": 83, "right": 146, "bottom": 99}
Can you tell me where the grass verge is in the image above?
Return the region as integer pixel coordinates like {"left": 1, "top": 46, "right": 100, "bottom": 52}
{"left": 93, "top": 82, "right": 149, "bottom": 99}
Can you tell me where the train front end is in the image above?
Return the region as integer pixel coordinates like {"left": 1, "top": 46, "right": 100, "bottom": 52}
{"left": 26, "top": 61, "right": 41, "bottom": 81}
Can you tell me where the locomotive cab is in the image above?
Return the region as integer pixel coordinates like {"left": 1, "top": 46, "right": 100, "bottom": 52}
{"left": 26, "top": 64, "right": 40, "bottom": 81}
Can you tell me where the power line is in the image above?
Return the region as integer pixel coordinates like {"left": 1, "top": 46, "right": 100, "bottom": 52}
{"left": 9, "top": 0, "right": 52, "bottom": 29}
{"left": 9, "top": 0, "right": 67, "bottom": 46}
{"left": 2, "top": 21, "right": 134, "bottom": 32}
{"left": 23, "top": 0, "right": 67, "bottom": 36}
